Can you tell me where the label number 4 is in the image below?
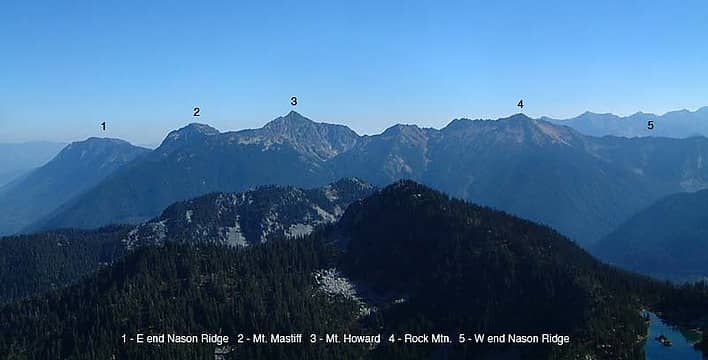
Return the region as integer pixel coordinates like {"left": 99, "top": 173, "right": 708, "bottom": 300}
{"left": 517, "top": 100, "right": 524, "bottom": 109}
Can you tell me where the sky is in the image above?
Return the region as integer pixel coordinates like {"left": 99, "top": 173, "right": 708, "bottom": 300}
{"left": 1, "top": 0, "right": 707, "bottom": 145}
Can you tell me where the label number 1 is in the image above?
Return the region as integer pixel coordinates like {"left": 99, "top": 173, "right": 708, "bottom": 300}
{"left": 101, "top": 122, "right": 106, "bottom": 131}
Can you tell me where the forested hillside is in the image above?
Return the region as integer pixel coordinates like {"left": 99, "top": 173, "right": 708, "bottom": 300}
{"left": 0, "top": 225, "right": 130, "bottom": 304}
{"left": 0, "top": 240, "right": 366, "bottom": 359}
{"left": 2, "top": 182, "right": 704, "bottom": 359}
{"left": 0, "top": 180, "right": 372, "bottom": 304}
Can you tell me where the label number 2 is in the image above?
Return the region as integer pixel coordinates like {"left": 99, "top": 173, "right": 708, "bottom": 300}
{"left": 193, "top": 107, "right": 200, "bottom": 117}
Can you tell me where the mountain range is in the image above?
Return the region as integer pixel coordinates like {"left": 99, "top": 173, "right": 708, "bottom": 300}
{"left": 0, "top": 109, "right": 706, "bottom": 358}
{"left": 546, "top": 106, "right": 708, "bottom": 138}
{"left": 23, "top": 111, "right": 708, "bottom": 248}
{"left": 3, "top": 181, "right": 704, "bottom": 359}
{"left": 0, "top": 138, "right": 149, "bottom": 236}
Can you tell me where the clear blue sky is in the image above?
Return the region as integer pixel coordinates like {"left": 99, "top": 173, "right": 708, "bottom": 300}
{"left": 1, "top": 0, "right": 707, "bottom": 145}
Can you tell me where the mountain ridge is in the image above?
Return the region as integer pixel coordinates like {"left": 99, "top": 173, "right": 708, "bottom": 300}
{"left": 0, "top": 179, "right": 374, "bottom": 304}
{"left": 26, "top": 110, "right": 708, "bottom": 247}
{"left": 546, "top": 106, "right": 708, "bottom": 138}
{"left": 124, "top": 177, "right": 375, "bottom": 249}
{"left": 592, "top": 188, "right": 708, "bottom": 281}
{"left": 0, "top": 138, "right": 149, "bottom": 235}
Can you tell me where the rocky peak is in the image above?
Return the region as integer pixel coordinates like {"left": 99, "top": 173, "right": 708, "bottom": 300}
{"left": 263, "top": 111, "right": 314, "bottom": 130}
{"left": 494, "top": 113, "right": 580, "bottom": 146}
{"left": 380, "top": 124, "right": 431, "bottom": 146}
{"left": 158, "top": 123, "right": 220, "bottom": 154}
{"left": 123, "top": 179, "right": 374, "bottom": 249}
{"left": 257, "top": 111, "right": 360, "bottom": 161}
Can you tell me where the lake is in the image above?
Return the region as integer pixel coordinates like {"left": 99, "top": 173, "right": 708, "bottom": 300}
{"left": 645, "top": 312, "right": 704, "bottom": 360}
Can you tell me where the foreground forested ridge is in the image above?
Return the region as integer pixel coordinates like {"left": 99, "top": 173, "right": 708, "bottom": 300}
{"left": 0, "top": 240, "right": 366, "bottom": 359}
{"left": 0, "top": 179, "right": 373, "bottom": 304}
{"left": 1, "top": 181, "right": 705, "bottom": 359}
{"left": 0, "top": 225, "right": 130, "bottom": 303}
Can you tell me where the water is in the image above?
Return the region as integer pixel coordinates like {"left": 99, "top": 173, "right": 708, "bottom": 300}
{"left": 645, "top": 312, "right": 704, "bottom": 360}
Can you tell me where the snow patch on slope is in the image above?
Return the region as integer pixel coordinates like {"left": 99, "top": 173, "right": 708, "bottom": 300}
{"left": 314, "top": 268, "right": 374, "bottom": 317}
{"left": 286, "top": 223, "right": 314, "bottom": 238}
{"left": 223, "top": 220, "right": 248, "bottom": 247}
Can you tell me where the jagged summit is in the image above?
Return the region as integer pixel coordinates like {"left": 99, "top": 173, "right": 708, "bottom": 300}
{"left": 247, "top": 111, "right": 360, "bottom": 160}
{"left": 263, "top": 111, "right": 356, "bottom": 136}
{"left": 381, "top": 124, "right": 431, "bottom": 144}
{"left": 439, "top": 113, "right": 580, "bottom": 147}
{"left": 382, "top": 123, "right": 423, "bottom": 134}
{"left": 441, "top": 117, "right": 488, "bottom": 131}
{"left": 264, "top": 110, "right": 314, "bottom": 128}
{"left": 443, "top": 113, "right": 537, "bottom": 130}
{"left": 502, "top": 112, "right": 533, "bottom": 122}
{"left": 173, "top": 123, "right": 220, "bottom": 135}
{"left": 158, "top": 123, "right": 220, "bottom": 153}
